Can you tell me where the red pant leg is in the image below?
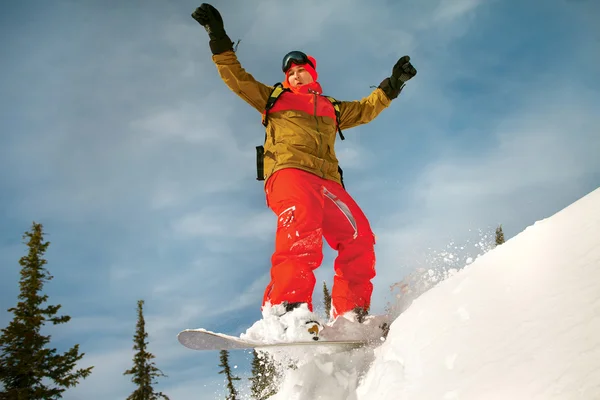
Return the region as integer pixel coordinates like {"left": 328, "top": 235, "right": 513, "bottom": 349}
{"left": 322, "top": 181, "right": 376, "bottom": 318}
{"left": 262, "top": 169, "right": 325, "bottom": 311}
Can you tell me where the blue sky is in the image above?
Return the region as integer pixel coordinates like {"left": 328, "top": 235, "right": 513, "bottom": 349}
{"left": 1, "top": 0, "right": 599, "bottom": 398}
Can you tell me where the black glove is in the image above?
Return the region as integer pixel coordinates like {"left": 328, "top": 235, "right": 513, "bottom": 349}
{"left": 379, "top": 55, "right": 417, "bottom": 100}
{"left": 191, "top": 4, "right": 233, "bottom": 55}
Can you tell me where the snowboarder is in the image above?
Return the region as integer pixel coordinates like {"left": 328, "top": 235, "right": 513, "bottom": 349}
{"left": 191, "top": 4, "right": 416, "bottom": 337}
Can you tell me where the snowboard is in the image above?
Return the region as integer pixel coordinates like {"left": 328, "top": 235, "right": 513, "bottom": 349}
{"left": 177, "top": 328, "right": 368, "bottom": 351}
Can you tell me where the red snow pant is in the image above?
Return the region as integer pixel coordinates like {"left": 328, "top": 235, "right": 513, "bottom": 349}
{"left": 262, "top": 168, "right": 376, "bottom": 319}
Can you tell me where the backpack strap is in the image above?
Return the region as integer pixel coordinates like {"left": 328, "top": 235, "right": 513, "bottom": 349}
{"left": 324, "top": 96, "right": 346, "bottom": 188}
{"left": 257, "top": 83, "right": 287, "bottom": 181}
{"left": 262, "top": 83, "right": 287, "bottom": 127}
{"left": 324, "top": 96, "right": 345, "bottom": 141}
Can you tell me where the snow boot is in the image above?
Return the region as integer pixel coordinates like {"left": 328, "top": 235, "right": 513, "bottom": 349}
{"left": 281, "top": 302, "right": 323, "bottom": 341}
{"left": 321, "top": 308, "right": 390, "bottom": 342}
{"left": 241, "top": 302, "right": 324, "bottom": 343}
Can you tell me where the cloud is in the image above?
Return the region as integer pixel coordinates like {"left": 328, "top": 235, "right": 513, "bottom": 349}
{"left": 244, "top": 0, "right": 339, "bottom": 47}
{"left": 416, "top": 82, "right": 599, "bottom": 206}
{"left": 171, "top": 206, "right": 274, "bottom": 239}
{"left": 433, "top": 0, "right": 482, "bottom": 23}
{"left": 130, "top": 97, "right": 236, "bottom": 145}
{"left": 64, "top": 345, "right": 133, "bottom": 399}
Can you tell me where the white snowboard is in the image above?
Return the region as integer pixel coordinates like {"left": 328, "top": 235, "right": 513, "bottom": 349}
{"left": 178, "top": 328, "right": 367, "bottom": 351}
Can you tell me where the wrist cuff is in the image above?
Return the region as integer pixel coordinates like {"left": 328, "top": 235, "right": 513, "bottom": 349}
{"left": 378, "top": 77, "right": 404, "bottom": 100}
{"left": 209, "top": 34, "right": 234, "bottom": 55}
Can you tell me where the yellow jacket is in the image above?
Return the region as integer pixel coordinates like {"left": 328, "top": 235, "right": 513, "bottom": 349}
{"left": 212, "top": 50, "right": 392, "bottom": 185}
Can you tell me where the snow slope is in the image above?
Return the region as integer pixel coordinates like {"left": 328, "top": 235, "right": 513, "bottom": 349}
{"left": 270, "top": 187, "right": 600, "bottom": 399}
{"left": 357, "top": 187, "right": 600, "bottom": 399}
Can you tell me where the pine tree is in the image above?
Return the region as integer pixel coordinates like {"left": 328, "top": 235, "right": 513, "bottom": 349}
{"left": 249, "top": 350, "right": 278, "bottom": 399}
{"left": 218, "top": 350, "right": 240, "bottom": 400}
{"left": 0, "top": 222, "right": 93, "bottom": 399}
{"left": 495, "top": 225, "right": 505, "bottom": 246}
{"left": 323, "top": 281, "right": 332, "bottom": 318}
{"left": 123, "top": 300, "right": 169, "bottom": 400}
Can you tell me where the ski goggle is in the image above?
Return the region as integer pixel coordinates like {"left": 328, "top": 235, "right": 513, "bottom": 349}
{"left": 281, "top": 51, "right": 315, "bottom": 73}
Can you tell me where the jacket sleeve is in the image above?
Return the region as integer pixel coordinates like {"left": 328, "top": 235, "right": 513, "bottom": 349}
{"left": 338, "top": 88, "right": 392, "bottom": 131}
{"left": 212, "top": 50, "right": 273, "bottom": 113}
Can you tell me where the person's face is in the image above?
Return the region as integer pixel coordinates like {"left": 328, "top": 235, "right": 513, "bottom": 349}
{"left": 287, "top": 65, "right": 314, "bottom": 87}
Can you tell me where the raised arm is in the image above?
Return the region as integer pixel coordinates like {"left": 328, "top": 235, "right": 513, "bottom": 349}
{"left": 338, "top": 55, "right": 417, "bottom": 130}
{"left": 338, "top": 88, "right": 391, "bottom": 130}
{"left": 212, "top": 51, "right": 273, "bottom": 113}
{"left": 192, "top": 3, "right": 271, "bottom": 112}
